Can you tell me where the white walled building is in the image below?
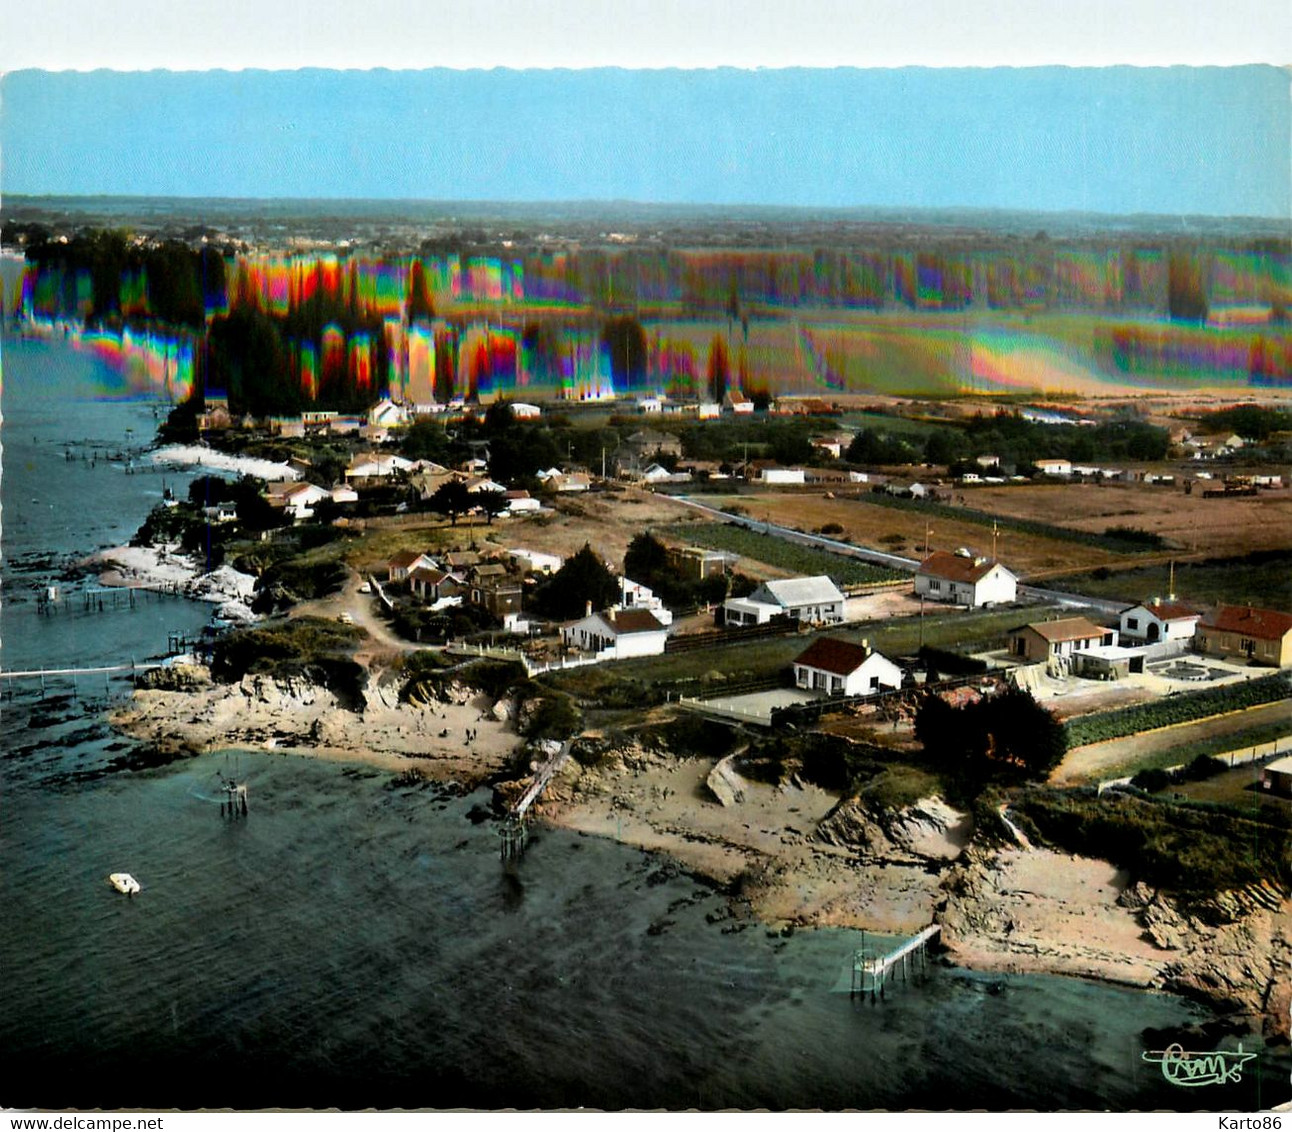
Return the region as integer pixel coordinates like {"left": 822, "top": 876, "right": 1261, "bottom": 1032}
{"left": 1119, "top": 598, "right": 1201, "bottom": 644}
{"left": 915, "top": 550, "right": 1017, "bottom": 608}
{"left": 792, "top": 638, "right": 903, "bottom": 696}
{"left": 562, "top": 608, "right": 669, "bottom": 659}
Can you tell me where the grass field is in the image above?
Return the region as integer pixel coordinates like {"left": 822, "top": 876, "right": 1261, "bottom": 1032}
{"left": 694, "top": 492, "right": 1130, "bottom": 576}
{"left": 656, "top": 521, "right": 904, "bottom": 585}
{"left": 1041, "top": 551, "right": 1292, "bottom": 610}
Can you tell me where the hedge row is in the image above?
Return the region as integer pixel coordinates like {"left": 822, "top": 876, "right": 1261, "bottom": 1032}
{"left": 1064, "top": 671, "right": 1290, "bottom": 749}
{"left": 658, "top": 522, "right": 904, "bottom": 586}
{"left": 862, "top": 493, "right": 1164, "bottom": 555}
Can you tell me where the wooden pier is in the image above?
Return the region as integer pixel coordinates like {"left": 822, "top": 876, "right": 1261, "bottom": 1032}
{"left": 499, "top": 740, "right": 572, "bottom": 861}
{"left": 851, "top": 925, "right": 940, "bottom": 1000}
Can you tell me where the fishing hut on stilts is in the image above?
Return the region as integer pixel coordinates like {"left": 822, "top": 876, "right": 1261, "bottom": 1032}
{"left": 851, "top": 925, "right": 940, "bottom": 1001}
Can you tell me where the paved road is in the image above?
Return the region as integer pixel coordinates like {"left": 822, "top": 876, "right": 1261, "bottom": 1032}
{"left": 672, "top": 495, "right": 1127, "bottom": 614}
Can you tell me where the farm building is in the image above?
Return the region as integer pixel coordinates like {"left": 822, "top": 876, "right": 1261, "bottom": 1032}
{"left": 726, "top": 576, "right": 846, "bottom": 626}
{"left": 1195, "top": 605, "right": 1292, "bottom": 668}
{"left": 1262, "top": 756, "right": 1292, "bottom": 797}
{"left": 792, "top": 638, "right": 902, "bottom": 696}
{"left": 1034, "top": 458, "right": 1072, "bottom": 477}
{"left": 760, "top": 467, "right": 806, "bottom": 485}
{"left": 1008, "top": 617, "right": 1117, "bottom": 667}
{"left": 915, "top": 550, "right": 1017, "bottom": 608}
{"left": 562, "top": 607, "right": 669, "bottom": 659}
{"left": 1118, "top": 599, "right": 1200, "bottom": 644}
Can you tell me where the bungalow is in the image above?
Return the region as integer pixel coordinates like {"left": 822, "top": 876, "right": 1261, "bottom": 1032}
{"left": 507, "top": 548, "right": 562, "bottom": 575}
{"left": 547, "top": 471, "right": 592, "bottom": 493}
{"left": 409, "top": 567, "right": 465, "bottom": 603}
{"left": 281, "top": 481, "right": 330, "bottom": 521}
{"left": 915, "top": 551, "right": 1017, "bottom": 608}
{"left": 1195, "top": 605, "right": 1292, "bottom": 668}
{"left": 510, "top": 403, "right": 542, "bottom": 420}
{"left": 811, "top": 437, "right": 843, "bottom": 460}
{"left": 367, "top": 399, "right": 409, "bottom": 428}
{"left": 697, "top": 402, "right": 722, "bottom": 420}
{"left": 346, "top": 454, "right": 414, "bottom": 480}
{"left": 1034, "top": 458, "right": 1072, "bottom": 477}
{"left": 505, "top": 490, "right": 542, "bottom": 514}
{"left": 330, "top": 483, "right": 359, "bottom": 505}
{"left": 727, "top": 576, "right": 845, "bottom": 626}
{"left": 388, "top": 550, "right": 439, "bottom": 583}
{"left": 975, "top": 455, "right": 1000, "bottom": 469}
{"left": 792, "top": 638, "right": 903, "bottom": 697}
{"left": 724, "top": 391, "right": 755, "bottom": 414}
{"left": 562, "top": 607, "right": 669, "bottom": 659}
{"left": 1008, "top": 617, "right": 1117, "bottom": 666}
{"left": 1119, "top": 598, "right": 1200, "bottom": 644}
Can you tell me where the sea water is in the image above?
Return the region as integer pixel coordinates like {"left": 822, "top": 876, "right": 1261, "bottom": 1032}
{"left": 2, "top": 331, "right": 1287, "bottom": 1111}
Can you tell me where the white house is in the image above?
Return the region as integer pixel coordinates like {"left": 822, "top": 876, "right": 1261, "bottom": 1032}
{"left": 330, "top": 483, "right": 359, "bottom": 505}
{"left": 637, "top": 397, "right": 663, "bottom": 414}
{"left": 507, "top": 548, "right": 563, "bottom": 575}
{"left": 618, "top": 577, "right": 673, "bottom": 626}
{"left": 510, "top": 402, "right": 542, "bottom": 420}
{"left": 388, "top": 550, "right": 439, "bottom": 583}
{"left": 1119, "top": 598, "right": 1201, "bottom": 644}
{"left": 727, "top": 576, "right": 846, "bottom": 625}
{"left": 792, "top": 638, "right": 903, "bottom": 696}
{"left": 562, "top": 607, "right": 669, "bottom": 659}
{"left": 915, "top": 550, "right": 1017, "bottom": 608}
{"left": 697, "top": 402, "right": 721, "bottom": 420}
{"left": 1034, "top": 458, "right": 1073, "bottom": 477}
{"left": 282, "top": 482, "right": 330, "bottom": 520}
{"left": 504, "top": 490, "right": 542, "bottom": 514}
{"left": 346, "top": 453, "right": 414, "bottom": 480}
{"left": 367, "top": 398, "right": 409, "bottom": 428}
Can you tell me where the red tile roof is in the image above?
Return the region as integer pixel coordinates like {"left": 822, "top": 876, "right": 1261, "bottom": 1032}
{"left": 389, "top": 549, "right": 429, "bottom": 568}
{"left": 604, "top": 608, "right": 666, "bottom": 634}
{"left": 918, "top": 550, "right": 1005, "bottom": 585}
{"left": 793, "top": 637, "right": 873, "bottom": 676}
{"left": 1200, "top": 605, "right": 1292, "bottom": 641}
{"left": 1133, "top": 599, "right": 1199, "bottom": 622}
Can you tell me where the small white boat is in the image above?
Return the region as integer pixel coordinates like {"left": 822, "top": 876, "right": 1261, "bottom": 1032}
{"left": 108, "top": 873, "right": 141, "bottom": 896}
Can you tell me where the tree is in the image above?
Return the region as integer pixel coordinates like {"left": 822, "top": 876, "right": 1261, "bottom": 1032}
{"left": 533, "top": 544, "right": 620, "bottom": 620}
{"left": 475, "top": 488, "right": 510, "bottom": 525}
{"left": 915, "top": 688, "right": 1066, "bottom": 783}
{"left": 402, "top": 418, "right": 452, "bottom": 463}
{"left": 707, "top": 334, "right": 730, "bottom": 404}
{"left": 429, "top": 478, "right": 472, "bottom": 526}
{"left": 603, "top": 317, "right": 648, "bottom": 388}
{"left": 624, "top": 532, "right": 671, "bottom": 584}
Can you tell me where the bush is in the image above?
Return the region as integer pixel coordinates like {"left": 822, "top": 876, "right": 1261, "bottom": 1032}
{"left": 1130, "top": 767, "right": 1172, "bottom": 793}
{"left": 519, "top": 691, "right": 582, "bottom": 741}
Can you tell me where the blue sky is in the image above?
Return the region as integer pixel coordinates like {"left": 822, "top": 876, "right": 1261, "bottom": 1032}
{"left": 2, "top": 65, "right": 1287, "bottom": 217}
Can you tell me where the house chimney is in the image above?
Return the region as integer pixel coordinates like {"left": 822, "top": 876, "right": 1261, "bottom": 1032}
{"left": 861, "top": 638, "right": 869, "bottom": 654}
{"left": 586, "top": 600, "right": 593, "bottom": 618}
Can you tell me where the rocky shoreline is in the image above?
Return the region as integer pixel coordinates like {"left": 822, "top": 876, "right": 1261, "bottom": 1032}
{"left": 109, "top": 667, "right": 1291, "bottom": 1046}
